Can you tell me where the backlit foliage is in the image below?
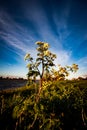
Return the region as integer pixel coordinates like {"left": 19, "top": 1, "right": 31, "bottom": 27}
{"left": 24, "top": 41, "right": 78, "bottom": 86}
{"left": 0, "top": 80, "right": 87, "bottom": 130}
{"left": 24, "top": 41, "right": 57, "bottom": 101}
{"left": 51, "top": 64, "right": 79, "bottom": 81}
{"left": 24, "top": 41, "right": 79, "bottom": 106}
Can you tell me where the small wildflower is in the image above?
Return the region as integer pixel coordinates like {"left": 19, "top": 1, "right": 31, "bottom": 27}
{"left": 24, "top": 53, "right": 30, "bottom": 60}
{"left": 44, "top": 50, "right": 51, "bottom": 56}
{"left": 35, "top": 41, "right": 44, "bottom": 45}
{"left": 27, "top": 63, "right": 32, "bottom": 68}
{"left": 43, "top": 43, "right": 49, "bottom": 48}
{"left": 52, "top": 54, "right": 57, "bottom": 58}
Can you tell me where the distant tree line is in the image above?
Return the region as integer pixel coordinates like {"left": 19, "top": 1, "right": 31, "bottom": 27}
{"left": 0, "top": 76, "right": 26, "bottom": 80}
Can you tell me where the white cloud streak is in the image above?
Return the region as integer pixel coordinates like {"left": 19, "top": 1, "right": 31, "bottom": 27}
{"left": 22, "top": 1, "right": 64, "bottom": 49}
{"left": 0, "top": 10, "right": 39, "bottom": 61}
{"left": 51, "top": 49, "right": 72, "bottom": 66}
{"left": 68, "top": 56, "right": 87, "bottom": 79}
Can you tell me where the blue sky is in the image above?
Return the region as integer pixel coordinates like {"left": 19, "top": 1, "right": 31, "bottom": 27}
{"left": 0, "top": 0, "right": 87, "bottom": 78}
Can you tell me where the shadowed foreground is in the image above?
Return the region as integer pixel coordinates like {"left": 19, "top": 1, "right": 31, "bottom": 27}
{"left": 0, "top": 80, "right": 87, "bottom": 130}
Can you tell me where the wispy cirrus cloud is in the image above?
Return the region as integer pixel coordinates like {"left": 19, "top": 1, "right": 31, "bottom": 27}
{"left": 77, "top": 57, "right": 87, "bottom": 75}
{"left": 68, "top": 56, "right": 87, "bottom": 79}
{"left": 22, "top": 0, "right": 64, "bottom": 49}
{"left": 50, "top": 48, "right": 72, "bottom": 66}
{"left": 0, "top": 7, "right": 73, "bottom": 71}
{"left": 0, "top": 10, "right": 37, "bottom": 56}
{"left": 52, "top": 1, "right": 71, "bottom": 42}
{"left": 21, "top": 0, "right": 72, "bottom": 51}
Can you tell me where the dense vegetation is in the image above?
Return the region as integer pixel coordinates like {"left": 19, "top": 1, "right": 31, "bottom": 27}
{"left": 0, "top": 80, "right": 87, "bottom": 130}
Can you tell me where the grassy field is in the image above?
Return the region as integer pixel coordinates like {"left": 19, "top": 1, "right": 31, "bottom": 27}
{"left": 0, "top": 80, "right": 87, "bottom": 130}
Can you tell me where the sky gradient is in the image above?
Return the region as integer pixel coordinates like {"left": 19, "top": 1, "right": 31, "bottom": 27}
{"left": 0, "top": 0, "right": 87, "bottom": 79}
